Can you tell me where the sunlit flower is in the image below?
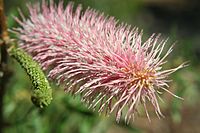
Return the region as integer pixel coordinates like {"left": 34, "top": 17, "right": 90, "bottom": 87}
{"left": 13, "top": 1, "right": 186, "bottom": 123}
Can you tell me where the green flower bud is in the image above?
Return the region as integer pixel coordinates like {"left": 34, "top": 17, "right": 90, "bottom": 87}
{"left": 9, "top": 47, "right": 52, "bottom": 108}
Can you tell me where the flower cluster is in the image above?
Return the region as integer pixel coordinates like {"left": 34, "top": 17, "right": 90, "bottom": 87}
{"left": 13, "top": 1, "right": 185, "bottom": 122}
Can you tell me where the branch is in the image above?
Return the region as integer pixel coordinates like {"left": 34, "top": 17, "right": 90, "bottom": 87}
{"left": 0, "top": 0, "right": 11, "bottom": 132}
{"left": 0, "top": 0, "right": 9, "bottom": 44}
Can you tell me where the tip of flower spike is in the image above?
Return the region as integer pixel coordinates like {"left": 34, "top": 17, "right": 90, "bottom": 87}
{"left": 31, "top": 89, "right": 53, "bottom": 108}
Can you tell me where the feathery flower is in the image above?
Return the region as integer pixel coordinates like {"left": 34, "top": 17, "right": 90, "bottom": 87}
{"left": 13, "top": 1, "right": 186, "bottom": 122}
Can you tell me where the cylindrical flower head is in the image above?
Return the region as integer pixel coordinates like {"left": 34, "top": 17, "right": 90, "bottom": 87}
{"left": 13, "top": 1, "right": 186, "bottom": 123}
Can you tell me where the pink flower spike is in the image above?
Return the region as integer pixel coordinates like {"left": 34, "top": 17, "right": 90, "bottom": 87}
{"left": 14, "top": 1, "right": 186, "bottom": 123}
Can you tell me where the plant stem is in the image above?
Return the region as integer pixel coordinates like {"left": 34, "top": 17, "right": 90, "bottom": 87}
{"left": 0, "top": 0, "right": 10, "bottom": 132}
{"left": 0, "top": 0, "right": 8, "bottom": 43}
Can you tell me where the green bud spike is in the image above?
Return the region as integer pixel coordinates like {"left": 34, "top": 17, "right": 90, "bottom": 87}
{"left": 8, "top": 47, "right": 52, "bottom": 108}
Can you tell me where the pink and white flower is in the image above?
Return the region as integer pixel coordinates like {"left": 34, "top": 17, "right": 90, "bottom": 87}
{"left": 13, "top": 1, "right": 186, "bottom": 123}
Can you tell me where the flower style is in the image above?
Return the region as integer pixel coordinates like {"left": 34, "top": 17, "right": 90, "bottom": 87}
{"left": 13, "top": 1, "right": 186, "bottom": 123}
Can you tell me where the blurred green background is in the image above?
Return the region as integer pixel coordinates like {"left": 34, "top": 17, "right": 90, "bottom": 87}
{"left": 2, "top": 0, "right": 200, "bottom": 133}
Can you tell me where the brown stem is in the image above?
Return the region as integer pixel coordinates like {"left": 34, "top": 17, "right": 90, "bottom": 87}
{"left": 0, "top": 0, "right": 8, "bottom": 44}
{"left": 0, "top": 0, "right": 10, "bottom": 133}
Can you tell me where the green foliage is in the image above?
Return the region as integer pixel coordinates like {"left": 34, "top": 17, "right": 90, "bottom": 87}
{"left": 8, "top": 47, "right": 52, "bottom": 108}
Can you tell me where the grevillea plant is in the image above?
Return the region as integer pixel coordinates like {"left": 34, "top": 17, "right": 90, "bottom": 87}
{"left": 12, "top": 1, "right": 186, "bottom": 123}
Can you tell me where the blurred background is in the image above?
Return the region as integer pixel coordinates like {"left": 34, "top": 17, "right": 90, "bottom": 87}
{"left": 2, "top": 0, "right": 200, "bottom": 132}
